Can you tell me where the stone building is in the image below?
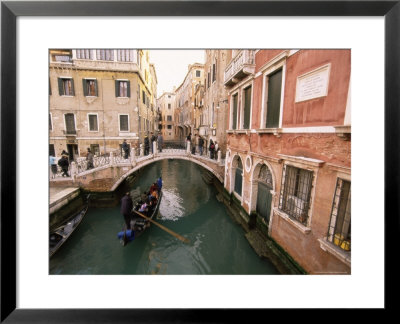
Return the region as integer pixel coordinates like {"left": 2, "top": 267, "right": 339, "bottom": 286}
{"left": 174, "top": 63, "right": 204, "bottom": 142}
{"left": 49, "top": 49, "right": 157, "bottom": 160}
{"left": 223, "top": 49, "right": 351, "bottom": 274}
{"left": 202, "top": 49, "right": 232, "bottom": 156}
{"left": 157, "top": 91, "right": 176, "bottom": 141}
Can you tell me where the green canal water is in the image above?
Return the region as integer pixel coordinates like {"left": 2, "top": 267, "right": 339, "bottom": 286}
{"left": 49, "top": 159, "right": 279, "bottom": 275}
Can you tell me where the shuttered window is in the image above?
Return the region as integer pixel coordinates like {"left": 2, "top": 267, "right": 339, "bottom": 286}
{"left": 115, "top": 80, "right": 130, "bottom": 97}
{"left": 119, "top": 115, "right": 129, "bottom": 132}
{"left": 232, "top": 93, "right": 238, "bottom": 130}
{"left": 243, "top": 86, "right": 251, "bottom": 129}
{"left": 266, "top": 68, "right": 282, "bottom": 128}
{"left": 88, "top": 114, "right": 98, "bottom": 131}
{"left": 83, "top": 79, "right": 98, "bottom": 97}
{"left": 58, "top": 78, "right": 74, "bottom": 96}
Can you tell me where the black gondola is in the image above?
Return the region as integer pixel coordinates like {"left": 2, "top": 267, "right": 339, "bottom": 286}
{"left": 49, "top": 195, "right": 90, "bottom": 258}
{"left": 118, "top": 189, "right": 163, "bottom": 246}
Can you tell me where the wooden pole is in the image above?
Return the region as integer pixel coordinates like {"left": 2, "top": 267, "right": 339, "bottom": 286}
{"left": 133, "top": 210, "right": 190, "bottom": 244}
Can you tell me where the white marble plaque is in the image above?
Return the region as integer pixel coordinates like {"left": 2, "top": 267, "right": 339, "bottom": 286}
{"left": 295, "top": 64, "right": 330, "bottom": 102}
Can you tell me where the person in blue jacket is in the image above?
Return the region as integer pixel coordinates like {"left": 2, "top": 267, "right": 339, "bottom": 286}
{"left": 120, "top": 192, "right": 133, "bottom": 230}
{"left": 157, "top": 176, "right": 162, "bottom": 192}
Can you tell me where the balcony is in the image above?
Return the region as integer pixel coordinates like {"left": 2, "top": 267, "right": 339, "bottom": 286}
{"left": 224, "top": 50, "right": 256, "bottom": 87}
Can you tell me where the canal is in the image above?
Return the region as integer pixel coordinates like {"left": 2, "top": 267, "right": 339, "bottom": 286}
{"left": 50, "top": 159, "right": 279, "bottom": 275}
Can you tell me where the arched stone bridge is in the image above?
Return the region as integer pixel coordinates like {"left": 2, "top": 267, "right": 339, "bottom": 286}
{"left": 54, "top": 148, "right": 225, "bottom": 192}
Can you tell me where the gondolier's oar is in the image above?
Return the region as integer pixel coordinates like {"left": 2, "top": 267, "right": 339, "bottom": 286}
{"left": 133, "top": 210, "right": 190, "bottom": 244}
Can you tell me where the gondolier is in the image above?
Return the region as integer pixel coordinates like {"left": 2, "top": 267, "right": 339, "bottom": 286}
{"left": 120, "top": 192, "right": 133, "bottom": 230}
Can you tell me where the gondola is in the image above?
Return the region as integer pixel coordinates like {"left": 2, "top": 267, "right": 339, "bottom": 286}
{"left": 49, "top": 196, "right": 90, "bottom": 258}
{"left": 118, "top": 189, "right": 163, "bottom": 246}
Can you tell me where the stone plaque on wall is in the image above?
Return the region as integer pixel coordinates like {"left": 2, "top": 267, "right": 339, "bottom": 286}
{"left": 295, "top": 64, "right": 331, "bottom": 102}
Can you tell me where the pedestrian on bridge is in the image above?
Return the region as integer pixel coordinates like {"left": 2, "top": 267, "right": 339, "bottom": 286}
{"left": 144, "top": 135, "right": 150, "bottom": 155}
{"left": 198, "top": 136, "right": 204, "bottom": 156}
{"left": 58, "top": 155, "right": 70, "bottom": 177}
{"left": 49, "top": 154, "right": 57, "bottom": 178}
{"left": 157, "top": 132, "right": 164, "bottom": 152}
{"left": 122, "top": 139, "right": 129, "bottom": 159}
{"left": 86, "top": 148, "right": 94, "bottom": 170}
{"left": 150, "top": 132, "right": 156, "bottom": 153}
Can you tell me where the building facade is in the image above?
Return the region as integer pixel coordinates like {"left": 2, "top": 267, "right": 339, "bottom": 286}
{"left": 49, "top": 49, "right": 157, "bottom": 160}
{"left": 174, "top": 63, "right": 204, "bottom": 141}
{"left": 224, "top": 49, "right": 351, "bottom": 274}
{"left": 157, "top": 92, "right": 176, "bottom": 141}
{"left": 202, "top": 49, "right": 232, "bottom": 156}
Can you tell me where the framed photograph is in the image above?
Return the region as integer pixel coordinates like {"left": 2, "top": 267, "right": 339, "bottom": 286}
{"left": 2, "top": 0, "right": 399, "bottom": 321}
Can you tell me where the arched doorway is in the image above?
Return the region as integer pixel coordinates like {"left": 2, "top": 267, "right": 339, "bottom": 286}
{"left": 231, "top": 155, "right": 243, "bottom": 197}
{"left": 254, "top": 164, "right": 274, "bottom": 224}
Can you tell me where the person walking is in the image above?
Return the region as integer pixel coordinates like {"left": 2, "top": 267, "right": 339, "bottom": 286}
{"left": 122, "top": 139, "right": 129, "bottom": 159}
{"left": 86, "top": 148, "right": 94, "bottom": 170}
{"left": 120, "top": 192, "right": 133, "bottom": 230}
{"left": 157, "top": 132, "right": 164, "bottom": 152}
{"left": 144, "top": 135, "right": 150, "bottom": 155}
{"left": 58, "top": 154, "right": 70, "bottom": 177}
{"left": 214, "top": 141, "right": 219, "bottom": 160}
{"left": 186, "top": 133, "right": 192, "bottom": 151}
{"left": 198, "top": 136, "right": 204, "bottom": 156}
{"left": 49, "top": 154, "right": 57, "bottom": 178}
{"left": 209, "top": 139, "right": 215, "bottom": 159}
{"left": 150, "top": 132, "right": 156, "bottom": 154}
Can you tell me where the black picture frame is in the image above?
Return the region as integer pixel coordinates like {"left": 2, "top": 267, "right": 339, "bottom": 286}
{"left": 1, "top": 0, "right": 399, "bottom": 322}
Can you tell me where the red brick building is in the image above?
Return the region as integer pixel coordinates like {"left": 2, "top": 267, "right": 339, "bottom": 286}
{"left": 224, "top": 49, "right": 351, "bottom": 274}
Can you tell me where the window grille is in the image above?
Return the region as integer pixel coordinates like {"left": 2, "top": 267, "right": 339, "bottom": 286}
{"left": 279, "top": 165, "right": 313, "bottom": 225}
{"left": 327, "top": 179, "right": 351, "bottom": 251}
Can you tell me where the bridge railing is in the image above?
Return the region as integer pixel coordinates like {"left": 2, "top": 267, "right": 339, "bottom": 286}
{"left": 50, "top": 141, "right": 225, "bottom": 180}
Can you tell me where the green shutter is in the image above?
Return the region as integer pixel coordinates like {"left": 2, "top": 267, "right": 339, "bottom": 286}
{"left": 266, "top": 69, "right": 282, "bottom": 128}
{"left": 232, "top": 94, "right": 238, "bottom": 130}
{"left": 127, "top": 81, "right": 131, "bottom": 97}
{"left": 70, "top": 78, "right": 75, "bottom": 96}
{"left": 115, "top": 80, "right": 119, "bottom": 97}
{"left": 256, "top": 182, "right": 273, "bottom": 223}
{"left": 243, "top": 86, "right": 251, "bottom": 129}
{"left": 82, "top": 79, "right": 87, "bottom": 96}
{"left": 95, "top": 80, "right": 98, "bottom": 97}
{"left": 58, "top": 78, "right": 63, "bottom": 95}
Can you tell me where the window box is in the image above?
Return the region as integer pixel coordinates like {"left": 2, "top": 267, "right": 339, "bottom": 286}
{"left": 274, "top": 208, "right": 311, "bottom": 234}
{"left": 318, "top": 238, "right": 351, "bottom": 267}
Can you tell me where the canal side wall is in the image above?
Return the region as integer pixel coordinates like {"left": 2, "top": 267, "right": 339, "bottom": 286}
{"left": 213, "top": 178, "right": 306, "bottom": 274}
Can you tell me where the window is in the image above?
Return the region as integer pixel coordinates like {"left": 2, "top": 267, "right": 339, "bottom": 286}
{"left": 232, "top": 93, "right": 238, "bottom": 130}
{"left": 142, "top": 91, "right": 146, "bottom": 104}
{"left": 54, "top": 55, "right": 71, "bottom": 62}
{"left": 212, "top": 63, "right": 216, "bottom": 82}
{"left": 327, "top": 179, "right": 351, "bottom": 251}
{"left": 96, "top": 49, "right": 114, "bottom": 61}
{"left": 265, "top": 68, "right": 283, "bottom": 128}
{"left": 167, "top": 115, "right": 172, "bottom": 121}
{"left": 196, "top": 70, "right": 201, "bottom": 77}
{"left": 76, "top": 49, "right": 93, "bottom": 60}
{"left": 90, "top": 144, "right": 100, "bottom": 156}
{"left": 58, "top": 78, "right": 74, "bottom": 96}
{"left": 167, "top": 125, "right": 172, "bottom": 130}
{"left": 64, "top": 113, "right": 76, "bottom": 135}
{"left": 117, "top": 49, "right": 134, "bottom": 62}
{"left": 279, "top": 165, "right": 313, "bottom": 225}
{"left": 88, "top": 114, "right": 98, "bottom": 131}
{"left": 83, "top": 79, "right": 98, "bottom": 96}
{"left": 49, "top": 114, "right": 52, "bottom": 131}
{"left": 115, "top": 80, "right": 130, "bottom": 97}
{"left": 119, "top": 115, "right": 129, "bottom": 132}
{"left": 168, "top": 104, "right": 171, "bottom": 109}
{"left": 242, "top": 86, "right": 252, "bottom": 129}
{"left": 207, "top": 72, "right": 210, "bottom": 88}
{"left": 49, "top": 144, "right": 55, "bottom": 157}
